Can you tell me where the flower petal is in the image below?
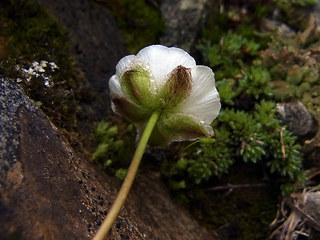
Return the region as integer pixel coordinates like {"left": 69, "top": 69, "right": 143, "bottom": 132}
{"left": 109, "top": 75, "right": 125, "bottom": 97}
{"left": 178, "top": 66, "right": 221, "bottom": 124}
{"left": 155, "top": 112, "right": 214, "bottom": 145}
{"left": 137, "top": 45, "right": 196, "bottom": 87}
{"left": 115, "top": 55, "right": 136, "bottom": 76}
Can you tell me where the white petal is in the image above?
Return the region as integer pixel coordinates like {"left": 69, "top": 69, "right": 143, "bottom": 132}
{"left": 178, "top": 66, "right": 221, "bottom": 124}
{"left": 109, "top": 75, "right": 124, "bottom": 97}
{"left": 115, "top": 55, "right": 136, "bottom": 76}
{"left": 136, "top": 45, "right": 196, "bottom": 87}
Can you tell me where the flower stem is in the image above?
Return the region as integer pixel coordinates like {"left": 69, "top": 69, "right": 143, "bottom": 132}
{"left": 93, "top": 111, "right": 160, "bottom": 240}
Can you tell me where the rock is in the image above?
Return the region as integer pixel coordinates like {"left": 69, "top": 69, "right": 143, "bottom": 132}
{"left": 0, "top": 77, "right": 215, "bottom": 239}
{"left": 160, "top": 0, "right": 212, "bottom": 52}
{"left": 277, "top": 101, "right": 318, "bottom": 141}
{"left": 33, "top": 0, "right": 129, "bottom": 138}
{"left": 35, "top": 0, "right": 127, "bottom": 102}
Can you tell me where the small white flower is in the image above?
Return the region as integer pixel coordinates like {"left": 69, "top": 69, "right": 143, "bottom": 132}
{"left": 44, "top": 78, "right": 54, "bottom": 88}
{"left": 49, "top": 62, "right": 59, "bottom": 71}
{"left": 22, "top": 68, "right": 34, "bottom": 76}
{"left": 109, "top": 45, "right": 221, "bottom": 145}
{"left": 40, "top": 60, "right": 48, "bottom": 68}
{"left": 32, "top": 61, "right": 39, "bottom": 68}
{"left": 31, "top": 61, "right": 45, "bottom": 73}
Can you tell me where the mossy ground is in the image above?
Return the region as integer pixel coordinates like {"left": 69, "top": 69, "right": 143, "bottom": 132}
{"left": 0, "top": 0, "right": 81, "bottom": 130}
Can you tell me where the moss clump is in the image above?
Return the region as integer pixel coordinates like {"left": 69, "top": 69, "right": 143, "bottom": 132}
{"left": 0, "top": 0, "right": 81, "bottom": 129}
{"left": 92, "top": 120, "right": 136, "bottom": 177}
{"left": 92, "top": 0, "right": 164, "bottom": 53}
{"left": 260, "top": 19, "right": 320, "bottom": 115}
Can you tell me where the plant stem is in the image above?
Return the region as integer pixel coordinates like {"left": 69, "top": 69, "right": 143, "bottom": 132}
{"left": 93, "top": 111, "right": 160, "bottom": 240}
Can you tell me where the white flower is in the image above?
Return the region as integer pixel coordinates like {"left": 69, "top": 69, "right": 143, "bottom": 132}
{"left": 40, "top": 60, "right": 48, "bottom": 68}
{"left": 109, "top": 45, "right": 221, "bottom": 145}
{"left": 49, "top": 62, "right": 59, "bottom": 71}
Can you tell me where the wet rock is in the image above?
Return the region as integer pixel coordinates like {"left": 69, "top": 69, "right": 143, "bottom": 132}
{"left": 160, "top": 0, "right": 212, "bottom": 52}
{"left": 0, "top": 77, "right": 215, "bottom": 239}
{"left": 277, "top": 101, "right": 318, "bottom": 141}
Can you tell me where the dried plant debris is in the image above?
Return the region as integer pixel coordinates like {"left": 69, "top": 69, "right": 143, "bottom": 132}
{"left": 270, "top": 186, "right": 320, "bottom": 240}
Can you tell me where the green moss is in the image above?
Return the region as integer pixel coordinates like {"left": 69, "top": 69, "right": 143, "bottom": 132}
{"left": 92, "top": 0, "right": 164, "bottom": 53}
{"left": 260, "top": 25, "right": 320, "bottom": 115}
{"left": 0, "top": 0, "right": 80, "bottom": 129}
{"left": 163, "top": 101, "right": 306, "bottom": 196}
{"left": 92, "top": 120, "right": 136, "bottom": 176}
{"left": 1, "top": 0, "right": 76, "bottom": 80}
{"left": 278, "top": 0, "right": 318, "bottom": 6}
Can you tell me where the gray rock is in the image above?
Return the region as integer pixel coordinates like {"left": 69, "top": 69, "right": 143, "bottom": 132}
{"left": 160, "top": 0, "right": 212, "bottom": 52}
{"left": 35, "top": 0, "right": 127, "bottom": 100}
{"left": 277, "top": 101, "right": 318, "bottom": 141}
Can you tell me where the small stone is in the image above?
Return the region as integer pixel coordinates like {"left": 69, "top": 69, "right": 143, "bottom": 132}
{"left": 277, "top": 101, "right": 318, "bottom": 141}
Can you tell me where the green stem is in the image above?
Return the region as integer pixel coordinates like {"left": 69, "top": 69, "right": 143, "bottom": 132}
{"left": 93, "top": 111, "right": 160, "bottom": 240}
